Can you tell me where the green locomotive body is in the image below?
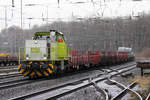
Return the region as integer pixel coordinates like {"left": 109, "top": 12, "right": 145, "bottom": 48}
{"left": 18, "top": 30, "right": 69, "bottom": 78}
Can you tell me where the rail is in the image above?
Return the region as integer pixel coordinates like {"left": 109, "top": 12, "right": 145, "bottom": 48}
{"left": 146, "top": 92, "right": 150, "bottom": 100}
{"left": 92, "top": 81, "right": 109, "bottom": 100}
{"left": 0, "top": 73, "right": 22, "bottom": 79}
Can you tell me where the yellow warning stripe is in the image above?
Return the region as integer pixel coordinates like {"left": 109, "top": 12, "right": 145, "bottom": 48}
{"left": 43, "top": 71, "right": 49, "bottom": 76}
{"left": 24, "top": 71, "right": 30, "bottom": 76}
{"left": 36, "top": 71, "right": 42, "bottom": 77}
{"left": 47, "top": 68, "right": 53, "bottom": 74}
{"left": 18, "top": 64, "right": 21, "bottom": 69}
{"left": 20, "top": 69, "right": 24, "bottom": 73}
{"left": 49, "top": 64, "right": 54, "bottom": 69}
{"left": 30, "top": 72, "right": 35, "bottom": 77}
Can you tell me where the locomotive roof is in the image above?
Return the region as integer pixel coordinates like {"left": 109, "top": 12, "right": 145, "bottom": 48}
{"left": 34, "top": 31, "right": 62, "bottom": 36}
{"left": 34, "top": 32, "right": 50, "bottom": 36}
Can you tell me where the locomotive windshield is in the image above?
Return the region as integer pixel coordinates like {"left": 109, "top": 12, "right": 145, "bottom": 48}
{"left": 33, "top": 31, "right": 65, "bottom": 42}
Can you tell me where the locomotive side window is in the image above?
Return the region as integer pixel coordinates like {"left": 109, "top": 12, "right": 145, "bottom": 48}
{"left": 56, "top": 32, "right": 65, "bottom": 42}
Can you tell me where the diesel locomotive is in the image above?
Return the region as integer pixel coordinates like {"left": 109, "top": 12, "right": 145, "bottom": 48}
{"left": 18, "top": 30, "right": 69, "bottom": 78}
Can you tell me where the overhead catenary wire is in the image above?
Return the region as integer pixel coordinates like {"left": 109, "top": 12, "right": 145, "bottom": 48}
{"left": 0, "top": 0, "right": 146, "bottom": 31}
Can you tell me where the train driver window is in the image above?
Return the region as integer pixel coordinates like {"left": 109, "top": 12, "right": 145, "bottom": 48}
{"left": 50, "top": 31, "right": 56, "bottom": 42}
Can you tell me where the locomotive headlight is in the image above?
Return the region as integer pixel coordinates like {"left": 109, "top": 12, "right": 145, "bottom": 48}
{"left": 34, "top": 40, "right": 38, "bottom": 44}
{"left": 26, "top": 54, "right": 29, "bottom": 60}
{"left": 43, "top": 54, "right": 47, "bottom": 59}
{"left": 43, "top": 57, "right": 47, "bottom": 59}
{"left": 26, "top": 57, "right": 29, "bottom": 60}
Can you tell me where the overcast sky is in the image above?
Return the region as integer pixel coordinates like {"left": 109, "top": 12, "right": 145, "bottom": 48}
{"left": 0, "top": 0, "right": 150, "bottom": 31}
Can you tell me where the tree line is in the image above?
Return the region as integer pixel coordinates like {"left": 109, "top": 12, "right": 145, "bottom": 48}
{"left": 0, "top": 14, "right": 150, "bottom": 55}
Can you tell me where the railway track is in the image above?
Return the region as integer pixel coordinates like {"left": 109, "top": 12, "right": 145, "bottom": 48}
{"left": 0, "top": 76, "right": 55, "bottom": 90}
{"left": 0, "top": 68, "right": 18, "bottom": 72}
{"left": 0, "top": 62, "right": 134, "bottom": 80}
{"left": 0, "top": 65, "right": 17, "bottom": 71}
{"left": 111, "top": 81, "right": 142, "bottom": 100}
{"left": 0, "top": 62, "right": 135, "bottom": 89}
{"left": 0, "top": 65, "right": 20, "bottom": 79}
{"left": 146, "top": 93, "right": 150, "bottom": 100}
{"left": 11, "top": 63, "right": 136, "bottom": 100}
{"left": 92, "top": 81, "right": 109, "bottom": 100}
{"left": 0, "top": 73, "right": 22, "bottom": 79}
{"left": 0, "top": 78, "right": 31, "bottom": 90}
{"left": 95, "top": 65, "right": 143, "bottom": 100}
{"left": 0, "top": 65, "right": 17, "bottom": 69}
{"left": 108, "top": 77, "right": 142, "bottom": 100}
